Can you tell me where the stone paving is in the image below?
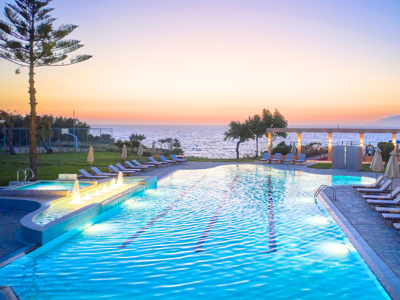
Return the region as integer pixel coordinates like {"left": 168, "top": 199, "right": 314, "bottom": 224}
{"left": 329, "top": 185, "right": 400, "bottom": 279}
{"left": 0, "top": 210, "right": 28, "bottom": 259}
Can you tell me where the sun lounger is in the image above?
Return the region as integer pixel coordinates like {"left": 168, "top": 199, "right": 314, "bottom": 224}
{"left": 362, "top": 187, "right": 400, "bottom": 200}
{"left": 159, "top": 155, "right": 177, "bottom": 165}
{"left": 171, "top": 155, "right": 187, "bottom": 162}
{"left": 109, "top": 165, "right": 137, "bottom": 176}
{"left": 116, "top": 163, "right": 142, "bottom": 174}
{"left": 259, "top": 153, "right": 270, "bottom": 163}
{"left": 149, "top": 157, "right": 169, "bottom": 167}
{"left": 78, "top": 169, "right": 109, "bottom": 180}
{"left": 352, "top": 175, "right": 384, "bottom": 190}
{"left": 271, "top": 153, "right": 282, "bottom": 164}
{"left": 381, "top": 212, "right": 400, "bottom": 227}
{"left": 357, "top": 180, "right": 391, "bottom": 194}
{"left": 141, "top": 158, "right": 163, "bottom": 168}
{"left": 393, "top": 223, "right": 400, "bottom": 233}
{"left": 125, "top": 161, "right": 151, "bottom": 172}
{"left": 295, "top": 154, "right": 306, "bottom": 164}
{"left": 366, "top": 196, "right": 400, "bottom": 208}
{"left": 132, "top": 160, "right": 156, "bottom": 170}
{"left": 91, "top": 167, "right": 118, "bottom": 177}
{"left": 283, "top": 153, "right": 294, "bottom": 163}
{"left": 375, "top": 206, "right": 400, "bottom": 216}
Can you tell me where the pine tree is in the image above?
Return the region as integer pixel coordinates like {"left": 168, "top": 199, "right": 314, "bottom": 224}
{"left": 0, "top": 0, "right": 92, "bottom": 178}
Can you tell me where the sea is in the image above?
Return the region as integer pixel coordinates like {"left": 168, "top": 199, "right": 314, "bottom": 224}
{"left": 91, "top": 124, "right": 399, "bottom": 159}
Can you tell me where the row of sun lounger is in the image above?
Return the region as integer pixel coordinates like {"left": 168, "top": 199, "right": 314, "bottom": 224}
{"left": 259, "top": 153, "right": 306, "bottom": 164}
{"left": 78, "top": 155, "right": 187, "bottom": 180}
{"left": 351, "top": 175, "right": 400, "bottom": 233}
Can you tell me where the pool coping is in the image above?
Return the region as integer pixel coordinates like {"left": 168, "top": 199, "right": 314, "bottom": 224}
{"left": 318, "top": 189, "right": 400, "bottom": 300}
{"left": 0, "top": 180, "right": 97, "bottom": 197}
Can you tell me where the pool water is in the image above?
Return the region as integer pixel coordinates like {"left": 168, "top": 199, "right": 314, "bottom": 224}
{"left": 15, "top": 181, "right": 91, "bottom": 191}
{"left": 0, "top": 165, "right": 389, "bottom": 299}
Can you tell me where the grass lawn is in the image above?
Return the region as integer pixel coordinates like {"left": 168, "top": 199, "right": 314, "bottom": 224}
{"left": 0, "top": 153, "right": 257, "bottom": 186}
{"left": 308, "top": 163, "right": 388, "bottom": 173}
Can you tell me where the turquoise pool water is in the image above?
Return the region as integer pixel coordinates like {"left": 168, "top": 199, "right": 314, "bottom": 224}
{"left": 0, "top": 165, "right": 389, "bottom": 299}
{"left": 15, "top": 181, "right": 91, "bottom": 191}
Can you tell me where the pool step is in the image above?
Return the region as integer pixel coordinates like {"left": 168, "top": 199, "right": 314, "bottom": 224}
{"left": 0, "top": 285, "right": 20, "bottom": 300}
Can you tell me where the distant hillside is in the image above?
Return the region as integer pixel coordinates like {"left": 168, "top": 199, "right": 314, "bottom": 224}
{"left": 369, "top": 115, "right": 400, "bottom": 127}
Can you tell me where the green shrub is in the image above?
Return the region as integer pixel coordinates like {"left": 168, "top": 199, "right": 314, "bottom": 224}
{"left": 173, "top": 148, "right": 184, "bottom": 155}
{"left": 378, "top": 142, "right": 395, "bottom": 163}
{"left": 272, "top": 145, "right": 291, "bottom": 155}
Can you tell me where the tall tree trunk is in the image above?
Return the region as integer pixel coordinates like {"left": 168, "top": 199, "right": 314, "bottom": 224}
{"left": 255, "top": 136, "right": 259, "bottom": 158}
{"left": 236, "top": 141, "right": 240, "bottom": 159}
{"left": 29, "top": 37, "right": 37, "bottom": 180}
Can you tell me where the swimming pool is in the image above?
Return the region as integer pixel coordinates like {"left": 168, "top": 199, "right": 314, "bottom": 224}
{"left": 15, "top": 181, "right": 91, "bottom": 191}
{"left": 0, "top": 165, "right": 389, "bottom": 299}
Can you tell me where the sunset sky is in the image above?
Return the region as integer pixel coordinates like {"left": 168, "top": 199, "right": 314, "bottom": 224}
{"left": 1, "top": 0, "right": 400, "bottom": 126}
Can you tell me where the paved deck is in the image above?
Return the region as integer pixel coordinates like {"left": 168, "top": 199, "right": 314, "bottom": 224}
{"left": 0, "top": 210, "right": 28, "bottom": 259}
{"left": 330, "top": 185, "right": 400, "bottom": 279}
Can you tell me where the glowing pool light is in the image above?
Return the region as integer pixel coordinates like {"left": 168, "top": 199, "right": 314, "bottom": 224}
{"left": 318, "top": 242, "right": 354, "bottom": 257}
{"left": 82, "top": 193, "right": 92, "bottom": 201}
{"left": 308, "top": 216, "right": 329, "bottom": 226}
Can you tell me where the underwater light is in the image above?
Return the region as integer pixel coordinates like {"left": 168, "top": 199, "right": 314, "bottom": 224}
{"left": 308, "top": 216, "right": 329, "bottom": 226}
{"left": 319, "top": 242, "right": 350, "bottom": 257}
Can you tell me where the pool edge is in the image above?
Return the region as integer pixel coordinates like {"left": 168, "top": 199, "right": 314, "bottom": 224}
{"left": 20, "top": 176, "right": 158, "bottom": 245}
{"left": 318, "top": 189, "right": 400, "bottom": 300}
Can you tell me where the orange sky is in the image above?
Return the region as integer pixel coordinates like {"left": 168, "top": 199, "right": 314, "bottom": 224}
{"left": 1, "top": 0, "right": 400, "bottom": 126}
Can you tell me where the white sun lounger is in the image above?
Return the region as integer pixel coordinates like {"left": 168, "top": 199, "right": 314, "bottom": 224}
{"left": 132, "top": 160, "right": 156, "bottom": 170}
{"left": 259, "top": 153, "right": 270, "bottom": 163}
{"left": 109, "top": 165, "right": 136, "bottom": 176}
{"left": 283, "top": 153, "right": 294, "bottom": 163}
{"left": 357, "top": 180, "right": 391, "bottom": 194}
{"left": 125, "top": 161, "right": 151, "bottom": 172}
{"left": 381, "top": 213, "right": 400, "bottom": 227}
{"left": 366, "top": 195, "right": 400, "bottom": 207}
{"left": 149, "top": 157, "right": 169, "bottom": 167}
{"left": 79, "top": 169, "right": 109, "bottom": 180}
{"left": 141, "top": 158, "right": 163, "bottom": 168}
{"left": 271, "top": 153, "right": 282, "bottom": 164}
{"left": 375, "top": 206, "right": 400, "bottom": 215}
{"left": 295, "top": 154, "right": 306, "bottom": 164}
{"left": 171, "top": 155, "right": 187, "bottom": 162}
{"left": 116, "top": 163, "right": 142, "bottom": 174}
{"left": 362, "top": 187, "right": 400, "bottom": 200}
{"left": 159, "top": 155, "right": 177, "bottom": 165}
{"left": 91, "top": 167, "right": 118, "bottom": 177}
{"left": 352, "top": 175, "right": 384, "bottom": 189}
